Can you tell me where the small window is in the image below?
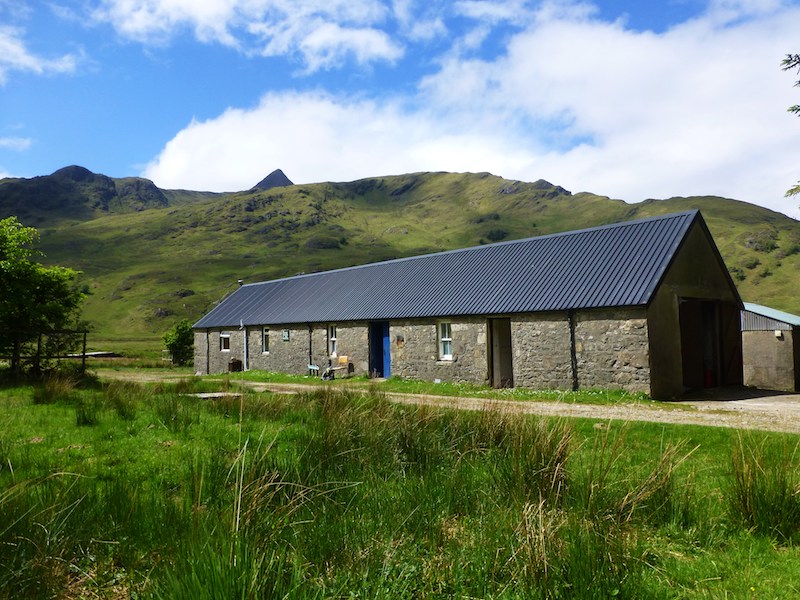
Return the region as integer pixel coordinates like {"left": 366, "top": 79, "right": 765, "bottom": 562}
{"left": 282, "top": 329, "right": 290, "bottom": 342}
{"left": 327, "top": 325, "right": 338, "bottom": 356}
{"left": 438, "top": 322, "right": 452, "bottom": 360}
{"left": 220, "top": 332, "right": 231, "bottom": 352}
{"left": 262, "top": 327, "right": 270, "bottom": 353}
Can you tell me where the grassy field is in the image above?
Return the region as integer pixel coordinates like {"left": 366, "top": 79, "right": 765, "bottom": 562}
{"left": 2, "top": 374, "right": 800, "bottom": 598}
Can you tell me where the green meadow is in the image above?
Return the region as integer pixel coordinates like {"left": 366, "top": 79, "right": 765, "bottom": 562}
{"left": 2, "top": 375, "right": 800, "bottom": 598}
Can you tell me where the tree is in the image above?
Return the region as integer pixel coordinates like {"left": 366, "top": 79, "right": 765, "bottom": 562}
{"left": 163, "top": 319, "right": 194, "bottom": 366}
{"left": 782, "top": 53, "right": 800, "bottom": 198}
{"left": 0, "top": 217, "right": 86, "bottom": 375}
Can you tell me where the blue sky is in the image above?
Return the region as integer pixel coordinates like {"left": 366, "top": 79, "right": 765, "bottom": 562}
{"left": 1, "top": 0, "right": 799, "bottom": 219}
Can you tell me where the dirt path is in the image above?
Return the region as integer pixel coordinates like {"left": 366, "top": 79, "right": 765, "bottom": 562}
{"left": 96, "top": 370, "right": 800, "bottom": 434}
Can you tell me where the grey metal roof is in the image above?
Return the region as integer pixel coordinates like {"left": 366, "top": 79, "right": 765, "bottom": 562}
{"left": 742, "top": 302, "right": 800, "bottom": 330}
{"left": 194, "top": 210, "right": 712, "bottom": 328}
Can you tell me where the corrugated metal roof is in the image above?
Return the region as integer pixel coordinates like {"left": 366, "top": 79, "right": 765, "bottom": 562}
{"left": 194, "top": 210, "right": 709, "bottom": 328}
{"left": 742, "top": 302, "right": 800, "bottom": 330}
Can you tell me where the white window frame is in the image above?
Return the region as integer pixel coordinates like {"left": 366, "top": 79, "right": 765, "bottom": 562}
{"left": 438, "top": 321, "right": 453, "bottom": 361}
{"left": 327, "top": 324, "right": 338, "bottom": 357}
{"left": 262, "top": 327, "right": 270, "bottom": 353}
{"left": 220, "top": 332, "right": 231, "bottom": 352}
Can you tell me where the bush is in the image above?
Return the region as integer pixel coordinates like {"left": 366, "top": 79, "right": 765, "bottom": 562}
{"left": 485, "top": 229, "right": 508, "bottom": 242}
{"left": 163, "top": 319, "right": 194, "bottom": 366}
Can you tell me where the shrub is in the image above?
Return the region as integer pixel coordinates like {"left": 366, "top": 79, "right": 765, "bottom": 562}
{"left": 485, "top": 229, "right": 508, "bottom": 242}
{"left": 304, "top": 236, "right": 341, "bottom": 250}
{"left": 163, "top": 319, "right": 194, "bottom": 366}
{"left": 743, "top": 257, "right": 761, "bottom": 270}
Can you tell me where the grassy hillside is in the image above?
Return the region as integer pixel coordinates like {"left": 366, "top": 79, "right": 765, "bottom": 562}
{"left": 3, "top": 169, "right": 799, "bottom": 356}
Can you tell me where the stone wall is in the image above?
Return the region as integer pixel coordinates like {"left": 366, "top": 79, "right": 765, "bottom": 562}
{"left": 574, "top": 308, "right": 650, "bottom": 392}
{"left": 196, "top": 323, "right": 373, "bottom": 376}
{"left": 194, "top": 309, "right": 652, "bottom": 394}
{"left": 195, "top": 328, "right": 248, "bottom": 374}
{"left": 511, "top": 314, "right": 573, "bottom": 389}
{"left": 309, "top": 323, "right": 370, "bottom": 376}
{"left": 391, "top": 318, "right": 489, "bottom": 384}
{"left": 193, "top": 331, "right": 208, "bottom": 374}
{"left": 245, "top": 324, "right": 310, "bottom": 375}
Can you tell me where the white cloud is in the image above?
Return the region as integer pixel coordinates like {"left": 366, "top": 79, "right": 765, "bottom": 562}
{"left": 454, "top": 0, "right": 534, "bottom": 23}
{"left": 298, "top": 23, "right": 403, "bottom": 71}
{"left": 144, "top": 1, "right": 800, "bottom": 219}
{"left": 0, "top": 25, "right": 79, "bottom": 84}
{"left": 0, "top": 136, "right": 33, "bottom": 151}
{"left": 421, "top": 0, "right": 800, "bottom": 217}
{"left": 93, "top": 0, "right": 402, "bottom": 70}
{"left": 142, "top": 91, "right": 533, "bottom": 190}
{"left": 393, "top": 0, "right": 447, "bottom": 41}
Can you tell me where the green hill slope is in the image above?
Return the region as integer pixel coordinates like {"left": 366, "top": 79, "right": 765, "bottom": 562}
{"left": 3, "top": 168, "right": 798, "bottom": 356}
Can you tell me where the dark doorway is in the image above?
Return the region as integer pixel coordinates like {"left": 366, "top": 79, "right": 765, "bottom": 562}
{"left": 488, "top": 318, "right": 514, "bottom": 388}
{"left": 369, "top": 321, "right": 391, "bottom": 378}
{"left": 679, "top": 299, "right": 742, "bottom": 389}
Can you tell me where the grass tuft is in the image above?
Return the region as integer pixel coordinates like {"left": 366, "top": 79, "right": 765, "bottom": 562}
{"left": 32, "top": 374, "right": 78, "bottom": 405}
{"left": 729, "top": 433, "right": 800, "bottom": 542}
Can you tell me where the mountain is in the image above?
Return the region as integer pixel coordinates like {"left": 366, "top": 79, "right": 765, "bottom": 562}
{"left": 0, "top": 165, "right": 168, "bottom": 225}
{"left": 2, "top": 167, "right": 798, "bottom": 356}
{"left": 252, "top": 169, "right": 293, "bottom": 191}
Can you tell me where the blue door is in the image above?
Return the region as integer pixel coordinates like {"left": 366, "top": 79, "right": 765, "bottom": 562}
{"left": 369, "top": 321, "right": 391, "bottom": 378}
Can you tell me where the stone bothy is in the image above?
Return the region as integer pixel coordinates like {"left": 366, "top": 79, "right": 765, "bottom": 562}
{"left": 741, "top": 303, "right": 800, "bottom": 393}
{"left": 193, "top": 210, "right": 743, "bottom": 399}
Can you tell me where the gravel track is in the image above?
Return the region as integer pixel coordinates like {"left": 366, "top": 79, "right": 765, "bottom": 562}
{"left": 97, "top": 370, "right": 800, "bottom": 434}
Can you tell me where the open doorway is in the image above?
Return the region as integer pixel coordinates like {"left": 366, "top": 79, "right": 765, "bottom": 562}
{"left": 679, "top": 299, "right": 742, "bottom": 389}
{"left": 488, "top": 318, "right": 514, "bottom": 388}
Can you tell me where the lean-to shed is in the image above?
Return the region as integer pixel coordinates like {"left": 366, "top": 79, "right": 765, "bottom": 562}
{"left": 741, "top": 302, "right": 800, "bottom": 392}
{"left": 193, "top": 210, "right": 743, "bottom": 399}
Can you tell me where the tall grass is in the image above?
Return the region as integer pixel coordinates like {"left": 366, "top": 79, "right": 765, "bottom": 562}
{"left": 31, "top": 373, "right": 78, "bottom": 405}
{"left": 729, "top": 433, "right": 800, "bottom": 542}
{"left": 2, "top": 382, "right": 800, "bottom": 597}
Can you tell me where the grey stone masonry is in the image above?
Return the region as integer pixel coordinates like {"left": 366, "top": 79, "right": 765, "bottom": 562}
{"left": 309, "top": 323, "right": 370, "bottom": 376}
{"left": 245, "top": 324, "right": 309, "bottom": 375}
{"left": 511, "top": 309, "right": 650, "bottom": 393}
{"left": 196, "top": 328, "right": 248, "bottom": 374}
{"left": 391, "top": 317, "right": 489, "bottom": 385}
{"left": 574, "top": 308, "right": 650, "bottom": 393}
{"left": 196, "top": 322, "right": 373, "bottom": 376}
{"left": 512, "top": 314, "right": 573, "bottom": 390}
{"left": 193, "top": 331, "right": 208, "bottom": 374}
{"left": 194, "top": 309, "right": 652, "bottom": 394}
